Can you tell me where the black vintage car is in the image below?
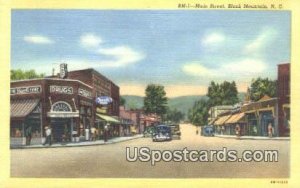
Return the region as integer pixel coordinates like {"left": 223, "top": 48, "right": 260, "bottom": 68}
{"left": 152, "top": 125, "right": 172, "bottom": 142}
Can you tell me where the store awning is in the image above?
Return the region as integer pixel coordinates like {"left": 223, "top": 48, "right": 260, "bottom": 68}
{"left": 11, "top": 99, "right": 40, "bottom": 119}
{"left": 214, "top": 115, "right": 231, "bottom": 126}
{"left": 208, "top": 117, "right": 217, "bottom": 125}
{"left": 96, "top": 113, "right": 120, "bottom": 123}
{"left": 47, "top": 111, "right": 79, "bottom": 118}
{"left": 225, "top": 113, "right": 245, "bottom": 124}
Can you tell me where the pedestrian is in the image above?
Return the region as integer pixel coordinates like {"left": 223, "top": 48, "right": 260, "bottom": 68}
{"left": 104, "top": 123, "right": 109, "bottom": 142}
{"left": 235, "top": 124, "right": 241, "bottom": 138}
{"left": 25, "top": 125, "right": 32, "bottom": 145}
{"left": 268, "top": 123, "right": 273, "bottom": 138}
{"left": 91, "top": 126, "right": 96, "bottom": 141}
{"left": 43, "top": 126, "right": 52, "bottom": 146}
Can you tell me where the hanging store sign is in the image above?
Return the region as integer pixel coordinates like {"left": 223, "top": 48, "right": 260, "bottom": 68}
{"left": 78, "top": 88, "right": 92, "bottom": 99}
{"left": 50, "top": 85, "right": 73, "bottom": 94}
{"left": 10, "top": 85, "right": 42, "bottom": 95}
{"left": 95, "top": 96, "right": 113, "bottom": 105}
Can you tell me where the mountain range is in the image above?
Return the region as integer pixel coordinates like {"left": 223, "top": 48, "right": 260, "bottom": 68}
{"left": 122, "top": 93, "right": 246, "bottom": 119}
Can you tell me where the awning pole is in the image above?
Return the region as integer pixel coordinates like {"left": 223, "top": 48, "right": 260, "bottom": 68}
{"left": 40, "top": 102, "right": 43, "bottom": 143}
{"left": 22, "top": 122, "right": 25, "bottom": 145}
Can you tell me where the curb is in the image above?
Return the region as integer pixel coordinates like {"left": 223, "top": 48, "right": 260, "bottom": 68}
{"left": 214, "top": 135, "right": 290, "bottom": 141}
{"left": 10, "top": 135, "right": 143, "bottom": 149}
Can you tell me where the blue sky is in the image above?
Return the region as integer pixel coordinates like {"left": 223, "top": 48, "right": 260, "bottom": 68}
{"left": 12, "top": 10, "right": 291, "bottom": 97}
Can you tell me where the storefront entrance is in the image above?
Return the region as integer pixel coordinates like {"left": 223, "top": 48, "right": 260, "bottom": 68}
{"left": 260, "top": 111, "right": 274, "bottom": 137}
{"left": 50, "top": 118, "right": 73, "bottom": 143}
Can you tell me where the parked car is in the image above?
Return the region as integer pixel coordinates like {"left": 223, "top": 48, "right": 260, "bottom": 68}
{"left": 169, "top": 124, "right": 181, "bottom": 139}
{"left": 143, "top": 126, "right": 155, "bottom": 137}
{"left": 152, "top": 125, "right": 172, "bottom": 142}
{"left": 202, "top": 125, "right": 215, "bottom": 136}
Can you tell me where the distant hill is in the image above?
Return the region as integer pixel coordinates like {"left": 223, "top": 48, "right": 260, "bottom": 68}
{"left": 122, "top": 93, "right": 246, "bottom": 119}
{"left": 121, "top": 95, "right": 207, "bottom": 119}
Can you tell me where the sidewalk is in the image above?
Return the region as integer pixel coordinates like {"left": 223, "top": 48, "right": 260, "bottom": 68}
{"left": 11, "top": 134, "right": 144, "bottom": 149}
{"left": 215, "top": 134, "right": 290, "bottom": 140}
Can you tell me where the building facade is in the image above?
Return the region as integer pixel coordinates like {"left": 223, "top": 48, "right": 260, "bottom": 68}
{"left": 277, "top": 63, "right": 290, "bottom": 136}
{"left": 11, "top": 65, "right": 121, "bottom": 146}
{"left": 11, "top": 78, "right": 93, "bottom": 145}
{"left": 212, "top": 96, "right": 278, "bottom": 137}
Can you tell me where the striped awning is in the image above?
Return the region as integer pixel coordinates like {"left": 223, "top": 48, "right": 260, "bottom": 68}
{"left": 225, "top": 113, "right": 245, "bottom": 124}
{"left": 96, "top": 113, "right": 120, "bottom": 123}
{"left": 214, "top": 115, "right": 231, "bottom": 126}
{"left": 11, "top": 99, "right": 40, "bottom": 119}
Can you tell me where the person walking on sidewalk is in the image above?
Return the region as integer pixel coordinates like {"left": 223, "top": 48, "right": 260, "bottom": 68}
{"left": 235, "top": 124, "right": 241, "bottom": 139}
{"left": 268, "top": 123, "right": 273, "bottom": 138}
{"left": 25, "top": 125, "right": 32, "bottom": 145}
{"left": 91, "top": 126, "right": 97, "bottom": 141}
{"left": 43, "top": 126, "right": 52, "bottom": 146}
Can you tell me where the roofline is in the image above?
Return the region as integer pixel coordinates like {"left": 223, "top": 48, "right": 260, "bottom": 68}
{"left": 11, "top": 78, "right": 93, "bottom": 89}
{"left": 243, "top": 97, "right": 278, "bottom": 107}
{"left": 68, "top": 68, "right": 120, "bottom": 88}
{"left": 277, "top": 62, "right": 290, "bottom": 66}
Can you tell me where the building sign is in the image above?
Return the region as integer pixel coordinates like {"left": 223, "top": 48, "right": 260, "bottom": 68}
{"left": 97, "top": 107, "right": 107, "bottom": 114}
{"left": 10, "top": 85, "right": 42, "bottom": 95}
{"left": 50, "top": 85, "right": 73, "bottom": 94}
{"left": 95, "top": 96, "right": 113, "bottom": 105}
{"left": 51, "top": 101, "right": 72, "bottom": 112}
{"left": 78, "top": 88, "right": 92, "bottom": 99}
{"left": 60, "top": 63, "right": 68, "bottom": 79}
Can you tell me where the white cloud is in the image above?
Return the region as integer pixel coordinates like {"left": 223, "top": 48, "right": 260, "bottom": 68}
{"left": 78, "top": 33, "right": 144, "bottom": 67}
{"left": 182, "top": 63, "right": 216, "bottom": 77}
{"left": 183, "top": 59, "right": 267, "bottom": 79}
{"left": 244, "top": 28, "right": 277, "bottom": 54}
{"left": 23, "top": 35, "right": 54, "bottom": 44}
{"left": 80, "top": 33, "right": 103, "bottom": 48}
{"left": 97, "top": 46, "right": 145, "bottom": 67}
{"left": 202, "top": 32, "right": 225, "bottom": 46}
{"left": 222, "top": 59, "right": 267, "bottom": 74}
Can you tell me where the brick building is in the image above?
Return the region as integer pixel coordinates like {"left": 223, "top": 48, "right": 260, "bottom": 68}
{"left": 277, "top": 63, "right": 290, "bottom": 136}
{"left": 11, "top": 65, "right": 121, "bottom": 146}
{"left": 64, "top": 68, "right": 120, "bottom": 117}
{"left": 11, "top": 78, "right": 93, "bottom": 145}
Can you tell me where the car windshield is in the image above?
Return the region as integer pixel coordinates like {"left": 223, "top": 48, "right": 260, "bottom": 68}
{"left": 155, "top": 126, "right": 170, "bottom": 133}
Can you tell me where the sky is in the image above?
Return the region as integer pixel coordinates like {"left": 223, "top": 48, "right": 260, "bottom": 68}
{"left": 11, "top": 10, "right": 291, "bottom": 97}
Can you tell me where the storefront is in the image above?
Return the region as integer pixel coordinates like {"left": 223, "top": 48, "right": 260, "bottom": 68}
{"left": 224, "top": 112, "right": 246, "bottom": 136}
{"left": 213, "top": 115, "right": 231, "bottom": 135}
{"left": 95, "top": 113, "right": 120, "bottom": 140}
{"left": 11, "top": 98, "right": 42, "bottom": 145}
{"left": 10, "top": 78, "right": 93, "bottom": 146}
{"left": 241, "top": 96, "right": 278, "bottom": 137}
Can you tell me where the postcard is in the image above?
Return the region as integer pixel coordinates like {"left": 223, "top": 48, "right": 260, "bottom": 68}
{"left": 0, "top": 0, "right": 299, "bottom": 187}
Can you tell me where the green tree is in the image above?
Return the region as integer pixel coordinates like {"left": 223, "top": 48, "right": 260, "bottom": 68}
{"left": 11, "top": 69, "right": 45, "bottom": 80}
{"left": 143, "top": 84, "right": 168, "bottom": 118}
{"left": 188, "top": 80, "right": 239, "bottom": 127}
{"left": 120, "top": 96, "right": 126, "bottom": 106}
{"left": 250, "top": 77, "right": 277, "bottom": 101}
{"left": 207, "top": 81, "right": 239, "bottom": 106}
{"left": 188, "top": 99, "right": 209, "bottom": 126}
{"left": 166, "top": 108, "right": 185, "bottom": 123}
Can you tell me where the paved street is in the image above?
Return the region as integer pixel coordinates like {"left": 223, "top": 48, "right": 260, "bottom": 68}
{"left": 11, "top": 124, "right": 289, "bottom": 178}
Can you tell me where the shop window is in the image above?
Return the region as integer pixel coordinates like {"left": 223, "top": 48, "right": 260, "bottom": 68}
{"left": 80, "top": 106, "right": 85, "bottom": 115}
{"left": 11, "top": 123, "right": 23, "bottom": 137}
